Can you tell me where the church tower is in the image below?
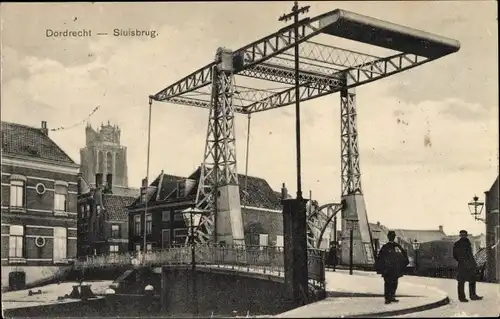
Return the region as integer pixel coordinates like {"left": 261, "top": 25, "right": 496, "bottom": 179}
{"left": 80, "top": 121, "right": 128, "bottom": 189}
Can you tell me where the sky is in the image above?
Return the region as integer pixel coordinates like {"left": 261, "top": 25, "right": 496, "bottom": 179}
{"left": 1, "top": 1, "right": 498, "bottom": 236}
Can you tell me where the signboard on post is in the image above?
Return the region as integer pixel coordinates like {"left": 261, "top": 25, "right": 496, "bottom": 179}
{"left": 307, "top": 249, "right": 325, "bottom": 282}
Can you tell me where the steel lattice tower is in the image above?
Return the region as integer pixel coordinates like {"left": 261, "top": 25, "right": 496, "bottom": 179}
{"left": 194, "top": 48, "right": 245, "bottom": 246}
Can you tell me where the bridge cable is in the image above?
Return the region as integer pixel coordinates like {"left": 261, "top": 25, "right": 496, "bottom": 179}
{"left": 245, "top": 113, "right": 251, "bottom": 193}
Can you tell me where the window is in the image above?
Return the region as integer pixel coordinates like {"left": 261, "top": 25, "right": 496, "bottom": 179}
{"left": 146, "top": 214, "right": 152, "bottom": 234}
{"left": 162, "top": 229, "right": 171, "bottom": 249}
{"left": 9, "top": 225, "right": 24, "bottom": 258}
{"left": 276, "top": 235, "right": 284, "bottom": 247}
{"left": 135, "top": 244, "right": 141, "bottom": 252}
{"left": 10, "top": 180, "right": 25, "bottom": 208}
{"left": 259, "top": 234, "right": 269, "bottom": 250}
{"left": 146, "top": 243, "right": 152, "bottom": 251}
{"left": 54, "top": 182, "right": 68, "bottom": 212}
{"left": 53, "top": 227, "right": 67, "bottom": 262}
{"left": 134, "top": 215, "right": 141, "bottom": 235}
{"left": 109, "top": 245, "right": 119, "bottom": 253}
{"left": 174, "top": 228, "right": 188, "bottom": 238}
{"left": 162, "top": 211, "right": 171, "bottom": 222}
{"left": 111, "top": 224, "right": 120, "bottom": 238}
{"left": 174, "top": 213, "right": 184, "bottom": 221}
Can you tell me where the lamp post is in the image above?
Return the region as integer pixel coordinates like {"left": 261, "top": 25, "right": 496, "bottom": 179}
{"left": 372, "top": 229, "right": 381, "bottom": 256}
{"left": 468, "top": 195, "right": 485, "bottom": 222}
{"left": 182, "top": 207, "right": 204, "bottom": 316}
{"left": 278, "top": 1, "right": 310, "bottom": 201}
{"left": 411, "top": 239, "right": 421, "bottom": 274}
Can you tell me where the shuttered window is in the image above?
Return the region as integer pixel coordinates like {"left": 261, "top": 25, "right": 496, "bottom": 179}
{"left": 146, "top": 214, "right": 152, "bottom": 234}
{"left": 10, "top": 180, "right": 25, "bottom": 208}
{"left": 54, "top": 183, "right": 68, "bottom": 212}
{"left": 276, "top": 235, "right": 284, "bottom": 247}
{"left": 9, "top": 225, "right": 24, "bottom": 258}
{"left": 259, "top": 233, "right": 269, "bottom": 250}
{"left": 134, "top": 215, "right": 141, "bottom": 235}
{"left": 53, "top": 227, "right": 67, "bottom": 262}
{"left": 162, "top": 229, "right": 171, "bottom": 249}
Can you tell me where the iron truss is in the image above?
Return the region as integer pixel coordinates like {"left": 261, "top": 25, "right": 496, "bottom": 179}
{"left": 151, "top": 9, "right": 458, "bottom": 113}
{"left": 151, "top": 7, "right": 460, "bottom": 246}
{"left": 307, "top": 203, "right": 343, "bottom": 249}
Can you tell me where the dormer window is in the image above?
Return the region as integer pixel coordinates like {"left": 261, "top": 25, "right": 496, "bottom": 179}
{"left": 177, "top": 180, "right": 186, "bottom": 198}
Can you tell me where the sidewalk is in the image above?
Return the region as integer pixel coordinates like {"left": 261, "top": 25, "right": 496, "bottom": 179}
{"left": 274, "top": 270, "right": 449, "bottom": 318}
{"left": 1, "top": 280, "right": 112, "bottom": 311}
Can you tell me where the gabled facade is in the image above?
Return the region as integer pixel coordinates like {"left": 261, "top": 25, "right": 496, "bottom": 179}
{"left": 485, "top": 175, "right": 499, "bottom": 283}
{"left": 127, "top": 167, "right": 284, "bottom": 252}
{"left": 77, "top": 173, "right": 135, "bottom": 257}
{"left": 1, "top": 121, "right": 80, "bottom": 290}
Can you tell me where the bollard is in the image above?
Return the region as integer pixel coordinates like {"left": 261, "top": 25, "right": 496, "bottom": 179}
{"left": 80, "top": 284, "right": 96, "bottom": 300}
{"left": 69, "top": 285, "right": 81, "bottom": 299}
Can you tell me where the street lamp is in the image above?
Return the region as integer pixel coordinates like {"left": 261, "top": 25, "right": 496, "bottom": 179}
{"left": 468, "top": 195, "right": 485, "bottom": 222}
{"left": 182, "top": 207, "right": 205, "bottom": 316}
{"left": 345, "top": 218, "right": 358, "bottom": 275}
{"left": 411, "top": 239, "right": 421, "bottom": 274}
{"left": 372, "top": 229, "right": 381, "bottom": 255}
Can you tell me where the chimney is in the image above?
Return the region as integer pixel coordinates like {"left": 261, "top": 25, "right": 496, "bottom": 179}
{"left": 77, "top": 173, "right": 82, "bottom": 195}
{"left": 281, "top": 183, "right": 288, "bottom": 201}
{"left": 377, "top": 221, "right": 381, "bottom": 226}
{"left": 438, "top": 225, "right": 443, "bottom": 233}
{"left": 40, "top": 121, "right": 48, "bottom": 135}
{"left": 95, "top": 173, "right": 103, "bottom": 188}
{"left": 106, "top": 173, "right": 113, "bottom": 191}
{"left": 140, "top": 177, "right": 148, "bottom": 203}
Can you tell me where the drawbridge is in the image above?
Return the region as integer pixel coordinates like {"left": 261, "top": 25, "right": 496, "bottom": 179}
{"left": 148, "top": 5, "right": 460, "bottom": 265}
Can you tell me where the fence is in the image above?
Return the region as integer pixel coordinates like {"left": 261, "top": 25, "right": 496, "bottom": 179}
{"left": 75, "top": 244, "right": 285, "bottom": 270}
{"left": 75, "top": 244, "right": 325, "bottom": 287}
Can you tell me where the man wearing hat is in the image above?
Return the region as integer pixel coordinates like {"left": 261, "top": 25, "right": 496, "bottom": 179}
{"left": 375, "top": 231, "right": 409, "bottom": 304}
{"left": 453, "top": 230, "right": 483, "bottom": 302}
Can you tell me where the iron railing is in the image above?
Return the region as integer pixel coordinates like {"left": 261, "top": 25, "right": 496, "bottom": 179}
{"left": 74, "top": 245, "right": 325, "bottom": 279}
{"left": 74, "top": 245, "right": 286, "bottom": 272}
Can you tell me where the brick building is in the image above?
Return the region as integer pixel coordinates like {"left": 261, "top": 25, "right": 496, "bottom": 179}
{"left": 1, "top": 121, "right": 80, "bottom": 290}
{"left": 127, "top": 168, "right": 284, "bottom": 252}
{"left": 484, "top": 175, "right": 499, "bottom": 283}
{"left": 77, "top": 173, "right": 135, "bottom": 257}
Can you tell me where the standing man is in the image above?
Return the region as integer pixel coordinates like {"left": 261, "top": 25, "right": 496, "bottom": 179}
{"left": 453, "top": 230, "right": 483, "bottom": 302}
{"left": 327, "top": 241, "right": 338, "bottom": 269}
{"left": 375, "top": 231, "right": 409, "bottom": 304}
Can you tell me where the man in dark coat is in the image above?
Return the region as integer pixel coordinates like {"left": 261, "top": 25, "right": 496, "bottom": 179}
{"left": 453, "top": 230, "right": 483, "bottom": 302}
{"left": 375, "top": 231, "right": 409, "bottom": 304}
{"left": 327, "top": 241, "right": 338, "bottom": 269}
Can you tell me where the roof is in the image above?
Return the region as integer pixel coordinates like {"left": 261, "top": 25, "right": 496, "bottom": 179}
{"left": 102, "top": 194, "right": 136, "bottom": 221}
{"left": 1, "top": 121, "right": 76, "bottom": 164}
{"left": 111, "top": 186, "right": 140, "bottom": 198}
{"left": 130, "top": 167, "right": 281, "bottom": 210}
{"left": 394, "top": 229, "right": 447, "bottom": 243}
{"left": 129, "top": 172, "right": 185, "bottom": 207}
